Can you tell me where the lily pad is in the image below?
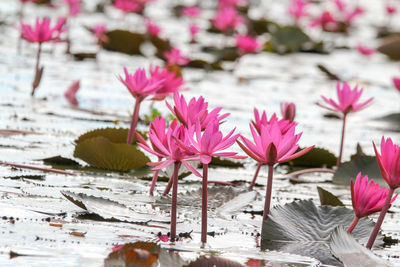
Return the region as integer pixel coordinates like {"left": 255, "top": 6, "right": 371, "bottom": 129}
{"left": 375, "top": 113, "right": 400, "bottom": 132}
{"left": 75, "top": 127, "right": 129, "bottom": 144}
{"left": 150, "top": 35, "right": 172, "bottom": 59}
{"left": 41, "top": 156, "right": 81, "bottom": 170}
{"left": 186, "top": 59, "right": 223, "bottom": 71}
{"left": 317, "top": 186, "right": 345, "bottom": 207}
{"left": 287, "top": 146, "right": 336, "bottom": 168}
{"left": 266, "top": 26, "right": 311, "bottom": 54}
{"left": 103, "top": 30, "right": 145, "bottom": 55}
{"left": 377, "top": 35, "right": 400, "bottom": 60}
{"left": 73, "top": 136, "right": 149, "bottom": 171}
{"left": 330, "top": 226, "right": 390, "bottom": 267}
{"left": 332, "top": 156, "right": 382, "bottom": 186}
{"left": 72, "top": 52, "right": 97, "bottom": 61}
{"left": 261, "top": 199, "right": 382, "bottom": 266}
{"left": 248, "top": 18, "right": 279, "bottom": 35}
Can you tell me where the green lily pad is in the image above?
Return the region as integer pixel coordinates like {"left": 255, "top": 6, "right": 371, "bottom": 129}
{"left": 150, "top": 35, "right": 172, "bottom": 59}
{"left": 103, "top": 30, "right": 145, "bottom": 55}
{"left": 41, "top": 155, "right": 81, "bottom": 170}
{"left": 266, "top": 26, "right": 311, "bottom": 54}
{"left": 75, "top": 128, "right": 129, "bottom": 144}
{"left": 248, "top": 18, "right": 279, "bottom": 35}
{"left": 317, "top": 186, "right": 345, "bottom": 207}
{"left": 332, "top": 156, "right": 382, "bottom": 186}
{"left": 377, "top": 35, "right": 400, "bottom": 60}
{"left": 72, "top": 52, "right": 97, "bottom": 61}
{"left": 186, "top": 59, "right": 223, "bottom": 71}
{"left": 286, "top": 147, "right": 337, "bottom": 168}
{"left": 261, "top": 200, "right": 383, "bottom": 266}
{"left": 74, "top": 136, "right": 149, "bottom": 171}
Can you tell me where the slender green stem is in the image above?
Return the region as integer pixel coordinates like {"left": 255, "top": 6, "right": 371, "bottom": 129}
{"left": 250, "top": 163, "right": 262, "bottom": 188}
{"left": 337, "top": 113, "right": 347, "bottom": 167}
{"left": 201, "top": 164, "right": 208, "bottom": 244}
{"left": 126, "top": 98, "right": 142, "bottom": 144}
{"left": 170, "top": 161, "right": 181, "bottom": 242}
{"left": 366, "top": 188, "right": 394, "bottom": 249}
{"left": 346, "top": 216, "right": 359, "bottom": 233}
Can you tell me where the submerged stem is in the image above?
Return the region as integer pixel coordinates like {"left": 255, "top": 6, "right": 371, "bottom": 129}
{"left": 201, "top": 164, "right": 208, "bottom": 244}
{"left": 126, "top": 98, "right": 142, "bottom": 144}
{"left": 250, "top": 163, "right": 262, "bottom": 188}
{"left": 346, "top": 216, "right": 359, "bottom": 233}
{"left": 366, "top": 187, "right": 394, "bottom": 249}
{"left": 337, "top": 113, "right": 347, "bottom": 167}
{"left": 170, "top": 161, "right": 181, "bottom": 242}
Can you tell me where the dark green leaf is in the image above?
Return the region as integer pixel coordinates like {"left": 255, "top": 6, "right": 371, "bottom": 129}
{"left": 72, "top": 52, "right": 97, "bottom": 61}
{"left": 261, "top": 199, "right": 383, "bottom": 266}
{"left": 266, "top": 26, "right": 311, "bottom": 53}
{"left": 150, "top": 35, "right": 172, "bottom": 59}
{"left": 186, "top": 59, "right": 223, "bottom": 70}
{"left": 375, "top": 113, "right": 400, "bottom": 132}
{"left": 75, "top": 127, "right": 129, "bottom": 144}
{"left": 248, "top": 18, "right": 279, "bottom": 35}
{"left": 41, "top": 156, "right": 80, "bottom": 169}
{"left": 317, "top": 186, "right": 345, "bottom": 206}
{"left": 332, "top": 156, "right": 382, "bottom": 186}
{"left": 74, "top": 136, "right": 149, "bottom": 171}
{"left": 378, "top": 35, "right": 400, "bottom": 60}
{"left": 286, "top": 147, "right": 337, "bottom": 168}
{"left": 103, "top": 30, "right": 145, "bottom": 55}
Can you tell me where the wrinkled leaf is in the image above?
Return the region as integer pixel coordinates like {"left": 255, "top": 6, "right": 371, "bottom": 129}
{"left": 62, "top": 191, "right": 170, "bottom": 223}
{"left": 74, "top": 136, "right": 149, "bottom": 171}
{"left": 261, "top": 199, "right": 382, "bottom": 266}
{"left": 286, "top": 147, "right": 337, "bottom": 168}
{"left": 329, "top": 226, "right": 390, "bottom": 267}
{"left": 377, "top": 35, "right": 400, "bottom": 60}
{"left": 184, "top": 256, "right": 243, "bottom": 267}
{"left": 317, "top": 186, "right": 345, "bottom": 207}
{"left": 332, "top": 156, "right": 382, "bottom": 186}
{"left": 103, "top": 30, "right": 145, "bottom": 55}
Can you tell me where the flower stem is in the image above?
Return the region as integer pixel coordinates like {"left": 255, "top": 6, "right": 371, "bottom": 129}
{"left": 337, "top": 113, "right": 347, "bottom": 167}
{"left": 366, "top": 187, "right": 394, "bottom": 249}
{"left": 170, "top": 161, "right": 181, "bottom": 242}
{"left": 201, "top": 163, "right": 208, "bottom": 244}
{"left": 250, "top": 163, "right": 262, "bottom": 188}
{"left": 149, "top": 157, "right": 162, "bottom": 196}
{"left": 346, "top": 216, "right": 359, "bottom": 233}
{"left": 31, "top": 43, "right": 42, "bottom": 96}
{"left": 263, "top": 164, "right": 274, "bottom": 222}
{"left": 163, "top": 175, "right": 173, "bottom": 196}
{"left": 126, "top": 98, "right": 142, "bottom": 144}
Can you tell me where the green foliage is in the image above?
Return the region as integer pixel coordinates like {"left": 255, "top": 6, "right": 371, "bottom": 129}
{"left": 333, "top": 156, "right": 382, "bottom": 186}
{"left": 76, "top": 128, "right": 129, "bottom": 144}
{"left": 103, "top": 30, "right": 145, "bottom": 55}
{"left": 317, "top": 186, "right": 345, "bottom": 207}
{"left": 286, "top": 147, "right": 337, "bottom": 168}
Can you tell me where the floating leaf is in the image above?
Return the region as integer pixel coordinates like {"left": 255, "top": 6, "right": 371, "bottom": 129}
{"left": 150, "top": 35, "right": 172, "bottom": 59}
{"left": 317, "top": 186, "right": 345, "bottom": 207}
{"left": 266, "top": 26, "right": 311, "bottom": 54}
{"left": 72, "top": 52, "right": 97, "bottom": 61}
{"left": 375, "top": 113, "right": 400, "bottom": 132}
{"left": 184, "top": 256, "right": 243, "bottom": 267}
{"left": 261, "top": 199, "right": 383, "bottom": 266}
{"left": 41, "top": 156, "right": 80, "bottom": 170}
{"left": 62, "top": 191, "right": 170, "bottom": 223}
{"left": 286, "top": 147, "right": 337, "bottom": 168}
{"left": 75, "top": 128, "right": 129, "bottom": 144}
{"left": 378, "top": 35, "right": 400, "bottom": 60}
{"left": 329, "top": 226, "right": 389, "bottom": 267}
{"left": 248, "top": 18, "right": 279, "bottom": 35}
{"left": 186, "top": 59, "right": 223, "bottom": 71}
{"left": 74, "top": 136, "right": 149, "bottom": 171}
{"left": 332, "top": 156, "right": 382, "bottom": 186}
{"left": 103, "top": 30, "right": 145, "bottom": 55}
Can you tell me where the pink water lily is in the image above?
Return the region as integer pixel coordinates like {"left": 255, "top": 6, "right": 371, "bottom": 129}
{"left": 182, "top": 6, "right": 201, "bottom": 18}
{"left": 319, "top": 82, "right": 373, "bottom": 167}
{"left": 252, "top": 109, "right": 295, "bottom": 135}
{"left": 189, "top": 24, "right": 200, "bottom": 42}
{"left": 178, "top": 119, "right": 245, "bottom": 243}
{"left": 145, "top": 19, "right": 161, "bottom": 37}
{"left": 114, "top": 0, "right": 142, "bottom": 13}
{"left": 63, "top": 0, "right": 81, "bottom": 16}
{"left": 212, "top": 7, "right": 243, "bottom": 33}
{"left": 288, "top": 0, "right": 309, "bottom": 23}
{"left": 393, "top": 77, "right": 400, "bottom": 92}
{"left": 166, "top": 93, "right": 229, "bottom": 130}
{"left": 235, "top": 35, "right": 262, "bottom": 54}
{"left": 118, "top": 67, "right": 163, "bottom": 144}
{"left": 386, "top": 5, "right": 397, "bottom": 15}
{"left": 356, "top": 44, "right": 375, "bottom": 56}
{"left": 347, "top": 173, "right": 397, "bottom": 233}
{"left": 281, "top": 102, "right": 296, "bottom": 123}
{"left": 367, "top": 137, "right": 400, "bottom": 249}
{"left": 164, "top": 48, "right": 190, "bottom": 66}
{"left": 237, "top": 121, "right": 313, "bottom": 230}
{"left": 149, "top": 65, "right": 183, "bottom": 100}
{"left": 310, "top": 11, "right": 337, "bottom": 31}
{"left": 92, "top": 24, "right": 108, "bottom": 44}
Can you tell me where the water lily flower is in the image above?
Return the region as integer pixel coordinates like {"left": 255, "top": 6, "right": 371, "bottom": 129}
{"left": 344, "top": 6, "right": 364, "bottom": 24}
{"left": 218, "top": 0, "right": 246, "bottom": 9}
{"left": 212, "top": 7, "right": 243, "bottom": 33}
{"left": 64, "top": 80, "right": 80, "bottom": 106}
{"left": 189, "top": 24, "right": 200, "bottom": 42}
{"left": 118, "top": 67, "right": 163, "bottom": 144}
{"left": 393, "top": 77, "right": 400, "bottom": 92}
{"left": 318, "top": 82, "right": 373, "bottom": 167}
{"left": 63, "top": 0, "right": 81, "bottom": 16}
{"left": 182, "top": 6, "right": 201, "bottom": 18}
{"left": 366, "top": 137, "right": 400, "bottom": 249}
{"left": 20, "top": 17, "right": 67, "bottom": 96}
{"left": 281, "top": 102, "right": 296, "bottom": 123}
{"left": 333, "top": 0, "right": 346, "bottom": 12}
{"left": 137, "top": 118, "right": 200, "bottom": 241}
{"left": 145, "top": 19, "right": 161, "bottom": 37}
{"left": 164, "top": 48, "right": 190, "bottom": 66}
{"left": 91, "top": 24, "right": 108, "bottom": 44}
{"left": 114, "top": 0, "right": 142, "bottom": 14}
{"left": 237, "top": 122, "right": 313, "bottom": 229}
{"left": 356, "top": 44, "right": 375, "bottom": 56}
{"left": 347, "top": 173, "right": 397, "bottom": 233}
{"left": 310, "top": 11, "right": 337, "bottom": 31}
{"left": 288, "top": 0, "right": 309, "bottom": 23}
{"left": 235, "top": 34, "right": 262, "bottom": 55}
{"left": 386, "top": 5, "right": 397, "bottom": 15}
{"left": 149, "top": 65, "right": 183, "bottom": 100}
{"left": 166, "top": 93, "right": 229, "bottom": 130}
{"left": 178, "top": 119, "right": 244, "bottom": 243}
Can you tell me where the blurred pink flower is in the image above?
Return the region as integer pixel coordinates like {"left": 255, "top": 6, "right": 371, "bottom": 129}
{"left": 288, "top": 0, "right": 309, "bottom": 21}
{"left": 20, "top": 17, "right": 67, "bottom": 43}
{"left": 393, "top": 77, "right": 400, "bottom": 92}
{"left": 114, "top": 0, "right": 141, "bottom": 13}
{"left": 333, "top": 0, "right": 346, "bottom": 12}
{"left": 149, "top": 65, "right": 183, "bottom": 100}
{"left": 145, "top": 19, "right": 161, "bottom": 37}
{"left": 235, "top": 34, "right": 262, "bottom": 54}
{"left": 374, "top": 137, "right": 400, "bottom": 189}
{"left": 310, "top": 11, "right": 337, "bottom": 30}
{"left": 281, "top": 102, "right": 296, "bottom": 122}
{"left": 345, "top": 6, "right": 364, "bottom": 23}
{"left": 182, "top": 6, "right": 201, "bottom": 18}
{"left": 356, "top": 44, "right": 375, "bottom": 56}
{"left": 63, "top": 0, "right": 81, "bottom": 16}
{"left": 189, "top": 23, "right": 200, "bottom": 40}
{"left": 218, "top": 0, "right": 246, "bottom": 8}
{"left": 164, "top": 48, "right": 190, "bottom": 66}
{"left": 386, "top": 5, "right": 397, "bottom": 15}
{"left": 64, "top": 80, "right": 80, "bottom": 106}
{"left": 92, "top": 24, "right": 108, "bottom": 43}
{"left": 212, "top": 7, "right": 243, "bottom": 32}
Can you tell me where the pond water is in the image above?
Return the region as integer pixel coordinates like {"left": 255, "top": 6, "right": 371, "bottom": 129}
{"left": 0, "top": 0, "right": 400, "bottom": 266}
